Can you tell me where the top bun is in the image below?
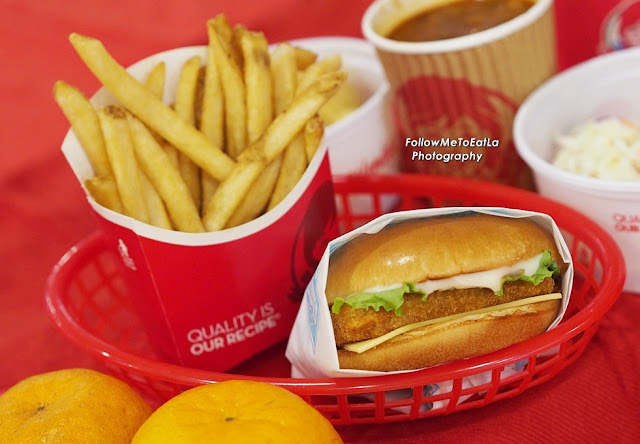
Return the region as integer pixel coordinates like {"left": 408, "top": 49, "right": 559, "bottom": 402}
{"left": 326, "top": 214, "right": 561, "bottom": 303}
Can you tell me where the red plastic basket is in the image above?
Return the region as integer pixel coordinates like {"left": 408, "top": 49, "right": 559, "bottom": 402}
{"left": 45, "top": 174, "right": 625, "bottom": 425}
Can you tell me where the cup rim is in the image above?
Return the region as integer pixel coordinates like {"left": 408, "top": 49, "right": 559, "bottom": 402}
{"left": 361, "top": 0, "right": 553, "bottom": 54}
{"left": 514, "top": 47, "right": 640, "bottom": 195}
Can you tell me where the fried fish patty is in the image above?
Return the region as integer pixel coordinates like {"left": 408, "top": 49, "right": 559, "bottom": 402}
{"left": 331, "top": 278, "right": 557, "bottom": 347}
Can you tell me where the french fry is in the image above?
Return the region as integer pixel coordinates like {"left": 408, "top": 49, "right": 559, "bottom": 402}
{"left": 142, "top": 61, "right": 183, "bottom": 170}
{"left": 69, "top": 33, "right": 235, "bottom": 182}
{"left": 231, "top": 24, "right": 247, "bottom": 72}
{"left": 293, "top": 46, "right": 318, "bottom": 71}
{"left": 174, "top": 55, "right": 203, "bottom": 211}
{"left": 206, "top": 20, "right": 246, "bottom": 159}
{"left": 269, "top": 43, "right": 304, "bottom": 210}
{"left": 144, "top": 62, "right": 166, "bottom": 100}
{"left": 225, "top": 41, "right": 295, "bottom": 227}
{"left": 213, "top": 72, "right": 343, "bottom": 230}
{"left": 226, "top": 155, "right": 283, "bottom": 228}
{"left": 210, "top": 14, "right": 242, "bottom": 70}
{"left": 200, "top": 173, "right": 219, "bottom": 215}
{"left": 261, "top": 71, "right": 346, "bottom": 161}
{"left": 202, "top": 146, "right": 266, "bottom": 231}
{"left": 53, "top": 81, "right": 112, "bottom": 178}
{"left": 194, "top": 66, "right": 206, "bottom": 130}
{"left": 270, "top": 43, "right": 297, "bottom": 115}
{"left": 175, "top": 56, "right": 201, "bottom": 125}
{"left": 84, "top": 176, "right": 123, "bottom": 213}
{"left": 318, "top": 79, "right": 363, "bottom": 125}
{"left": 140, "top": 169, "right": 172, "bottom": 230}
{"left": 97, "top": 105, "right": 149, "bottom": 223}
{"left": 160, "top": 139, "right": 180, "bottom": 168}
{"left": 296, "top": 54, "right": 342, "bottom": 96}
{"left": 199, "top": 28, "right": 225, "bottom": 211}
{"left": 241, "top": 30, "right": 273, "bottom": 144}
{"left": 268, "top": 131, "right": 307, "bottom": 210}
{"left": 304, "top": 115, "right": 324, "bottom": 163}
{"left": 211, "top": 14, "right": 233, "bottom": 46}
{"left": 200, "top": 34, "right": 224, "bottom": 149}
{"left": 127, "top": 114, "right": 205, "bottom": 233}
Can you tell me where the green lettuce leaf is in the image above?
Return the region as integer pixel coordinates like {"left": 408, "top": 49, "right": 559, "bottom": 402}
{"left": 331, "top": 282, "right": 425, "bottom": 315}
{"left": 495, "top": 250, "right": 560, "bottom": 296}
{"left": 331, "top": 251, "right": 561, "bottom": 314}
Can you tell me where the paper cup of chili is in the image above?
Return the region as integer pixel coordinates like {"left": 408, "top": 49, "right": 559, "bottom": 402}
{"left": 60, "top": 44, "right": 339, "bottom": 372}
{"left": 362, "top": 0, "right": 557, "bottom": 189}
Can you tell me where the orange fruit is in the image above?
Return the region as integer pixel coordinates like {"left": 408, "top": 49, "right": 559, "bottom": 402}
{"left": 0, "top": 368, "right": 152, "bottom": 444}
{"left": 132, "top": 379, "right": 343, "bottom": 444}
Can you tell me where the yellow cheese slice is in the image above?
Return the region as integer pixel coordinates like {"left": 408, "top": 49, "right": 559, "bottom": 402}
{"left": 342, "top": 293, "right": 563, "bottom": 354}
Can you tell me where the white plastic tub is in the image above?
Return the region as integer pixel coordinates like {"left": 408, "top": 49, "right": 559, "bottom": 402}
{"left": 514, "top": 48, "right": 640, "bottom": 293}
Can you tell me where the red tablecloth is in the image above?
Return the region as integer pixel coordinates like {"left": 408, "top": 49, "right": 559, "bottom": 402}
{"left": 2, "top": 1, "right": 639, "bottom": 443}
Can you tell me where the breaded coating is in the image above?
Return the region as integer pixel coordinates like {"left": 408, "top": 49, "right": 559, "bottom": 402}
{"left": 331, "top": 278, "right": 557, "bottom": 347}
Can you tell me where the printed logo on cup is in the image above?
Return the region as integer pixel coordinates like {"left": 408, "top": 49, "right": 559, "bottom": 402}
{"left": 600, "top": 0, "right": 640, "bottom": 52}
{"left": 117, "top": 239, "right": 137, "bottom": 271}
{"left": 391, "top": 75, "right": 531, "bottom": 187}
{"left": 613, "top": 212, "right": 640, "bottom": 232}
{"left": 288, "top": 180, "right": 337, "bottom": 302}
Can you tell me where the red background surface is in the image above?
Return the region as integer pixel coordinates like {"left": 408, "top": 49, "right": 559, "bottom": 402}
{"left": 1, "top": 1, "right": 639, "bottom": 442}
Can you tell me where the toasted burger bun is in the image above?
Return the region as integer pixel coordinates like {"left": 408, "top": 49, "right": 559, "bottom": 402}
{"left": 337, "top": 298, "right": 561, "bottom": 372}
{"left": 326, "top": 214, "right": 563, "bottom": 303}
{"left": 327, "top": 214, "right": 565, "bottom": 371}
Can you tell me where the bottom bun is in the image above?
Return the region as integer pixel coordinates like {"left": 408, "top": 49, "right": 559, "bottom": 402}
{"left": 337, "top": 299, "right": 560, "bottom": 372}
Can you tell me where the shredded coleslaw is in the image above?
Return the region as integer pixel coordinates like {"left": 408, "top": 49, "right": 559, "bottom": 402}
{"left": 553, "top": 116, "right": 640, "bottom": 181}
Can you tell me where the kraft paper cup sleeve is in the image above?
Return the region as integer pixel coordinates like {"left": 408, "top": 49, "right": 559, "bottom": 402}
{"left": 361, "top": 0, "right": 557, "bottom": 189}
{"left": 285, "top": 207, "right": 574, "bottom": 378}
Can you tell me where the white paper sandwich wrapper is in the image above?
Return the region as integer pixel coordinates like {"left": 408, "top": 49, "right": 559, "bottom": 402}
{"left": 285, "top": 207, "right": 574, "bottom": 381}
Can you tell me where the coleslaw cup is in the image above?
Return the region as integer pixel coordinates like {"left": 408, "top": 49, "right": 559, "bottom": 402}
{"left": 514, "top": 47, "right": 640, "bottom": 293}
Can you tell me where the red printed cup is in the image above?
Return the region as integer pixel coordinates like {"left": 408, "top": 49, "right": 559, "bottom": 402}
{"left": 362, "top": 0, "right": 557, "bottom": 189}
{"left": 555, "top": 0, "right": 640, "bottom": 70}
{"left": 61, "top": 46, "right": 338, "bottom": 371}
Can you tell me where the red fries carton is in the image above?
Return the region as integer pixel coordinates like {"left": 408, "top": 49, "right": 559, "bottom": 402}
{"left": 61, "top": 46, "right": 338, "bottom": 371}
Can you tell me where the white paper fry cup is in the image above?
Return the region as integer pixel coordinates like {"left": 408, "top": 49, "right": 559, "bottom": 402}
{"left": 288, "top": 37, "right": 399, "bottom": 215}
{"left": 288, "top": 37, "right": 397, "bottom": 177}
{"left": 285, "top": 207, "right": 574, "bottom": 378}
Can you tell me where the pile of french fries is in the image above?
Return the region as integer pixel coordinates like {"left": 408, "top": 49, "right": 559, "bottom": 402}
{"left": 54, "top": 15, "right": 346, "bottom": 233}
